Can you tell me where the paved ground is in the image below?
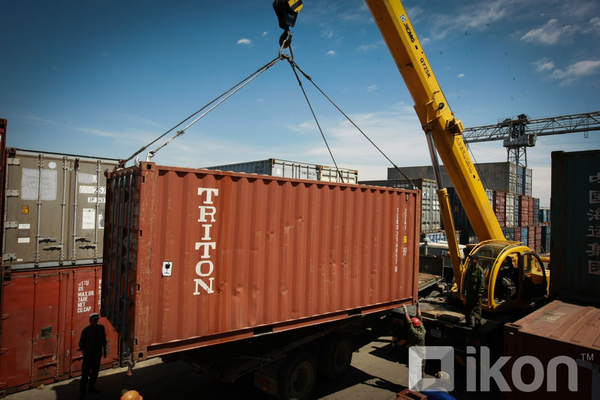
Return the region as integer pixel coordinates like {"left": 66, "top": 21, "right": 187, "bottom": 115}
{"left": 6, "top": 335, "right": 414, "bottom": 400}
{"left": 6, "top": 330, "right": 503, "bottom": 400}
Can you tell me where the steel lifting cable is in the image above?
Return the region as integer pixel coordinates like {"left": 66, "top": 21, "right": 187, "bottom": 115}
{"left": 285, "top": 56, "right": 346, "bottom": 183}
{"left": 286, "top": 58, "right": 418, "bottom": 190}
{"left": 121, "top": 55, "right": 283, "bottom": 167}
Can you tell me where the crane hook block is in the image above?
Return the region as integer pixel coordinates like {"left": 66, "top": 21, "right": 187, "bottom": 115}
{"left": 273, "top": 0, "right": 303, "bottom": 31}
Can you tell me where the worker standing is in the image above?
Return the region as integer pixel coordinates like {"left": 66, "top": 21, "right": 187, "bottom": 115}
{"left": 403, "top": 301, "right": 426, "bottom": 389}
{"left": 464, "top": 254, "right": 485, "bottom": 328}
{"left": 78, "top": 313, "right": 107, "bottom": 399}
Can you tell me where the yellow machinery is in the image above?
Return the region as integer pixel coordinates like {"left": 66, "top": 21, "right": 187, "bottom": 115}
{"left": 364, "top": 0, "right": 548, "bottom": 312}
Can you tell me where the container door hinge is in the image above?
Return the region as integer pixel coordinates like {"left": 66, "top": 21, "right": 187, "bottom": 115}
{"left": 7, "top": 157, "right": 20, "bottom": 166}
{"left": 0, "top": 348, "right": 8, "bottom": 356}
{"left": 4, "top": 221, "right": 18, "bottom": 229}
{"left": 5, "top": 189, "right": 19, "bottom": 197}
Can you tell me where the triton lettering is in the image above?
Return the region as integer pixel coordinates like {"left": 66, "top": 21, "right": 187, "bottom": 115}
{"left": 194, "top": 188, "right": 219, "bottom": 295}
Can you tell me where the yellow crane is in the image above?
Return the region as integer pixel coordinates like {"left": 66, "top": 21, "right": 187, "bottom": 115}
{"left": 363, "top": 0, "right": 549, "bottom": 312}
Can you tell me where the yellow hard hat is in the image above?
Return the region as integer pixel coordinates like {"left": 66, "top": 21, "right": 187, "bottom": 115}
{"left": 121, "top": 390, "right": 143, "bottom": 400}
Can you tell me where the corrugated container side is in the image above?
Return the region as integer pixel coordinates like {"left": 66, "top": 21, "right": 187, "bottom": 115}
{"left": 516, "top": 167, "right": 524, "bottom": 196}
{"left": 539, "top": 207, "right": 551, "bottom": 224}
{"left": 205, "top": 159, "right": 318, "bottom": 180}
{"left": 514, "top": 228, "right": 521, "bottom": 242}
{"left": 520, "top": 226, "right": 528, "bottom": 245}
{"left": 102, "top": 163, "right": 420, "bottom": 361}
{"left": 2, "top": 149, "right": 118, "bottom": 269}
{"left": 318, "top": 165, "right": 359, "bottom": 184}
{"left": 503, "top": 300, "right": 600, "bottom": 399}
{"left": 505, "top": 194, "right": 515, "bottom": 228}
{"left": 535, "top": 225, "right": 542, "bottom": 254}
{"left": 493, "top": 191, "right": 506, "bottom": 228}
{"left": 204, "top": 158, "right": 358, "bottom": 184}
{"left": 551, "top": 150, "right": 600, "bottom": 306}
{"left": 525, "top": 167, "right": 533, "bottom": 197}
{"left": 360, "top": 179, "right": 440, "bottom": 233}
{"left": 533, "top": 198, "right": 540, "bottom": 226}
{"left": 502, "top": 227, "right": 515, "bottom": 241}
{"left": 528, "top": 197, "right": 534, "bottom": 226}
{"left": 0, "top": 265, "right": 118, "bottom": 394}
{"left": 541, "top": 225, "right": 551, "bottom": 253}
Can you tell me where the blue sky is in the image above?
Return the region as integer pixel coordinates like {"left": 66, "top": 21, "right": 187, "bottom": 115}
{"left": 2, "top": 0, "right": 600, "bottom": 207}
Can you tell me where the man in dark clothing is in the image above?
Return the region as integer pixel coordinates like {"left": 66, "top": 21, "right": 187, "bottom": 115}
{"left": 79, "top": 313, "right": 107, "bottom": 398}
{"left": 464, "top": 254, "right": 486, "bottom": 327}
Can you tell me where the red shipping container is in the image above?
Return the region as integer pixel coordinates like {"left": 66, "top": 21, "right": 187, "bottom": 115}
{"left": 518, "top": 195, "right": 530, "bottom": 227}
{"left": 493, "top": 191, "right": 506, "bottom": 228}
{"left": 102, "top": 163, "right": 420, "bottom": 361}
{"left": 504, "top": 300, "right": 600, "bottom": 399}
{"left": 0, "top": 266, "right": 118, "bottom": 394}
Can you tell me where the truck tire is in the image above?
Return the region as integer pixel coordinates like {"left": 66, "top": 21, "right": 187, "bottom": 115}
{"left": 318, "top": 334, "right": 353, "bottom": 381}
{"left": 277, "top": 351, "right": 317, "bottom": 400}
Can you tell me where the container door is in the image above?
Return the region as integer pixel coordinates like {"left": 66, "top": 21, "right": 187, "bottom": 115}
{"left": 0, "top": 272, "right": 36, "bottom": 390}
{"left": 66, "top": 160, "right": 108, "bottom": 265}
{"left": 3, "top": 152, "right": 69, "bottom": 268}
{"left": 102, "top": 171, "right": 139, "bottom": 345}
{"left": 30, "top": 273, "right": 62, "bottom": 382}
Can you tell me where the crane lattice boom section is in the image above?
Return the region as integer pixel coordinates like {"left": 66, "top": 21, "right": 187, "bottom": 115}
{"left": 463, "top": 111, "right": 600, "bottom": 143}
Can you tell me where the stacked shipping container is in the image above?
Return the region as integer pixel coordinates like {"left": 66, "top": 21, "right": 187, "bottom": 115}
{"left": 359, "top": 178, "right": 441, "bottom": 234}
{"left": 0, "top": 148, "right": 119, "bottom": 394}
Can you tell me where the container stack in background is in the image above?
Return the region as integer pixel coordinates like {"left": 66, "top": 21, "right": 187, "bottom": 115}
{"left": 0, "top": 146, "right": 120, "bottom": 395}
{"left": 382, "top": 162, "right": 550, "bottom": 253}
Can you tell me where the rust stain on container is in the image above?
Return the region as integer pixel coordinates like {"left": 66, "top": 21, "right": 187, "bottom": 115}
{"left": 102, "top": 163, "right": 420, "bottom": 360}
{"left": 504, "top": 300, "right": 600, "bottom": 399}
{"left": 0, "top": 265, "right": 119, "bottom": 394}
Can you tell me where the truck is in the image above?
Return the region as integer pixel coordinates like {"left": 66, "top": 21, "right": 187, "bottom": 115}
{"left": 101, "top": 162, "right": 421, "bottom": 399}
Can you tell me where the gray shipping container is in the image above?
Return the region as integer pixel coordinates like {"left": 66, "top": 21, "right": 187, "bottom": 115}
{"left": 205, "top": 158, "right": 359, "bottom": 184}
{"left": 551, "top": 149, "right": 600, "bottom": 306}
{"left": 359, "top": 178, "right": 441, "bottom": 233}
{"left": 2, "top": 148, "right": 119, "bottom": 269}
{"left": 388, "top": 162, "right": 526, "bottom": 195}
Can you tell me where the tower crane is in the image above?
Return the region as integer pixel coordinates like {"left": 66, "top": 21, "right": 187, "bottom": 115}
{"left": 462, "top": 111, "right": 600, "bottom": 169}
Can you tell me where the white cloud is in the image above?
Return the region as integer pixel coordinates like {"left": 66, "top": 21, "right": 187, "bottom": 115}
{"left": 101, "top": 51, "right": 109, "bottom": 58}
{"left": 532, "top": 58, "right": 555, "bottom": 72}
{"left": 326, "top": 50, "right": 336, "bottom": 57}
{"left": 550, "top": 60, "right": 600, "bottom": 84}
{"left": 322, "top": 29, "right": 335, "bottom": 39}
{"left": 357, "top": 41, "right": 384, "bottom": 52}
{"left": 366, "top": 84, "right": 378, "bottom": 92}
{"left": 585, "top": 17, "right": 600, "bottom": 35}
{"left": 263, "top": 31, "right": 268, "bottom": 37}
{"left": 237, "top": 38, "right": 252, "bottom": 45}
{"left": 457, "top": 74, "right": 465, "bottom": 78}
{"left": 521, "top": 19, "right": 577, "bottom": 45}
{"left": 429, "top": 0, "right": 514, "bottom": 41}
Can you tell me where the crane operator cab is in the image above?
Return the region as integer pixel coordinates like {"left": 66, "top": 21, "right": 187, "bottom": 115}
{"left": 460, "top": 240, "right": 549, "bottom": 312}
